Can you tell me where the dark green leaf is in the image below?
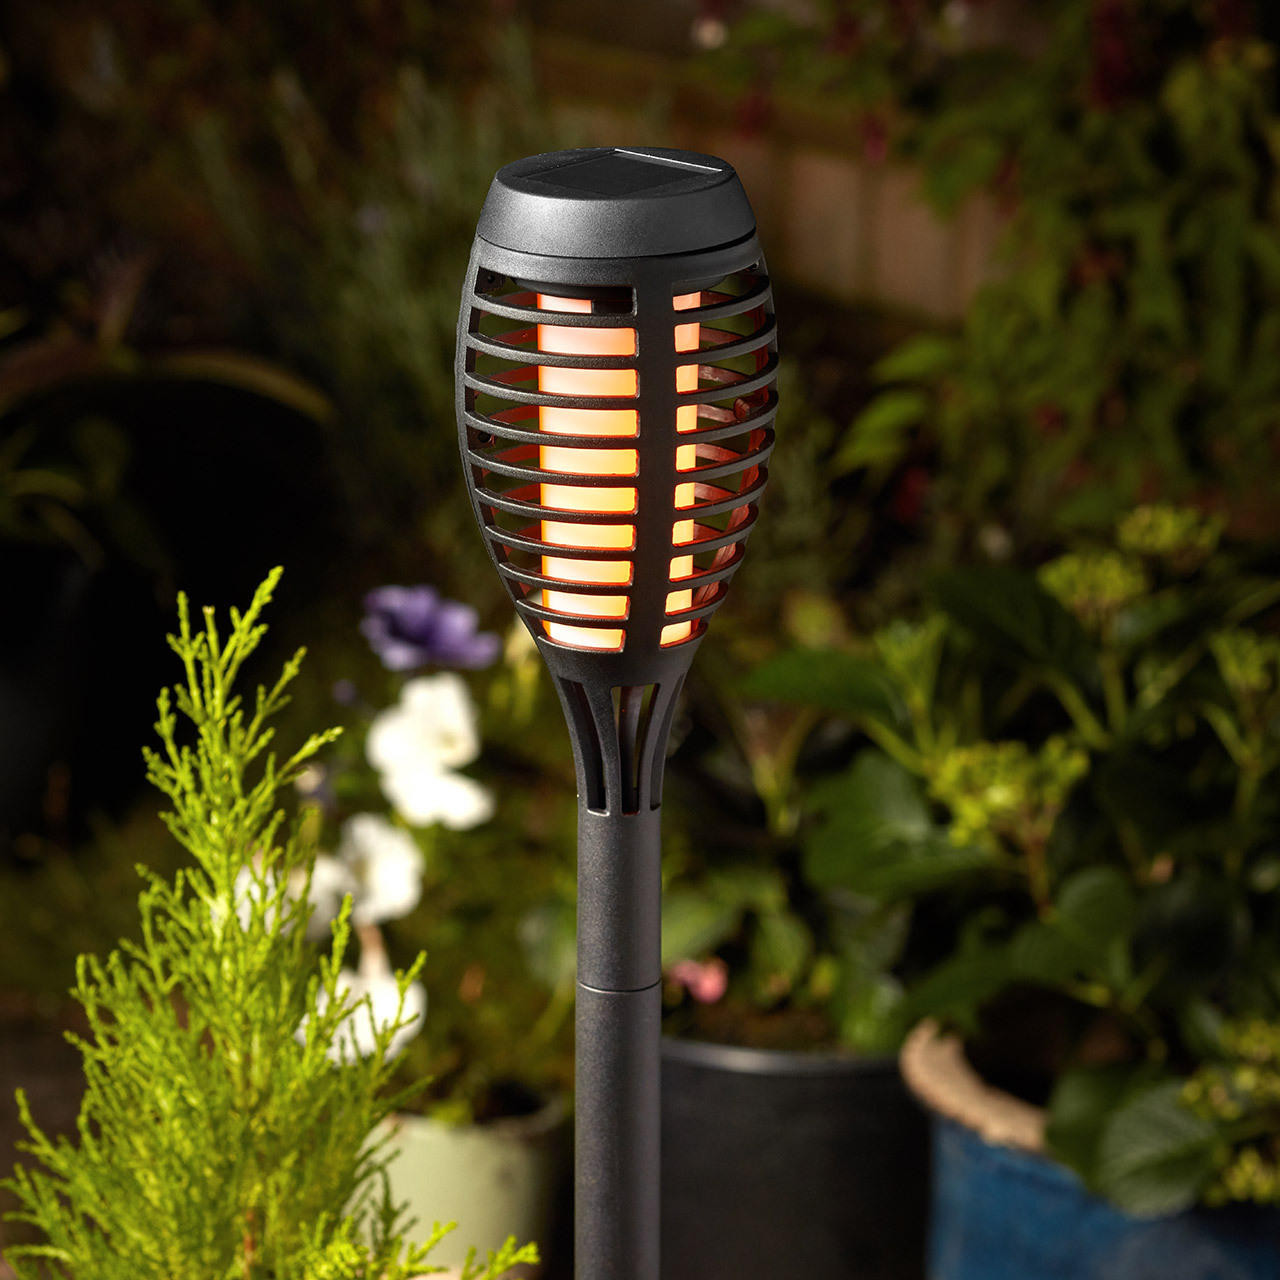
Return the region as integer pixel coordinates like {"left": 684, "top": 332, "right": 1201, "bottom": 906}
{"left": 833, "top": 390, "right": 930, "bottom": 472}
{"left": 1046, "top": 1063, "right": 1158, "bottom": 1185}
{"left": 900, "top": 943, "right": 1014, "bottom": 1033}
{"left": 750, "top": 909, "right": 814, "bottom": 995}
{"left": 1054, "top": 867, "right": 1136, "bottom": 956}
{"left": 661, "top": 891, "right": 744, "bottom": 966}
{"left": 740, "top": 649, "right": 907, "bottom": 727}
{"left": 1094, "top": 1081, "right": 1217, "bottom": 1216}
{"left": 930, "top": 566, "right": 1096, "bottom": 683}
{"left": 1008, "top": 920, "right": 1087, "bottom": 987}
{"left": 804, "top": 752, "right": 993, "bottom": 899}
{"left": 873, "top": 334, "right": 958, "bottom": 383}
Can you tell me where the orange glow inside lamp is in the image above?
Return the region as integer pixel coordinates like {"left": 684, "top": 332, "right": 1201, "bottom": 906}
{"left": 457, "top": 147, "right": 776, "bottom": 1280}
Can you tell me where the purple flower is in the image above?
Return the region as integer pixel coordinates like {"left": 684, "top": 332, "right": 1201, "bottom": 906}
{"left": 361, "top": 585, "right": 501, "bottom": 671}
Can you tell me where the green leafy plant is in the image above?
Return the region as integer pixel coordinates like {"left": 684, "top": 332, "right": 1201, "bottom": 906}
{"left": 745, "top": 505, "right": 1280, "bottom": 1214}
{"left": 656, "top": 664, "right": 912, "bottom": 1055}
{"left": 715, "top": 1, "right": 1280, "bottom": 556}
{"left": 2, "top": 570, "right": 536, "bottom": 1279}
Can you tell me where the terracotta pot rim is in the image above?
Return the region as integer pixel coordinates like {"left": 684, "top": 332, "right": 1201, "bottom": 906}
{"left": 388, "top": 1089, "right": 569, "bottom": 1140}
{"left": 899, "top": 1018, "right": 1046, "bottom": 1154}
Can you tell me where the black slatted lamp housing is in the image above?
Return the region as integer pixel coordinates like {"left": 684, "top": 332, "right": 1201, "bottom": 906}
{"left": 455, "top": 146, "right": 776, "bottom": 1280}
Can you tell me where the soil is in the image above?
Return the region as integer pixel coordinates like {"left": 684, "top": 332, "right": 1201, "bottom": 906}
{"left": 964, "top": 985, "right": 1140, "bottom": 1109}
{"left": 667, "top": 998, "right": 842, "bottom": 1053}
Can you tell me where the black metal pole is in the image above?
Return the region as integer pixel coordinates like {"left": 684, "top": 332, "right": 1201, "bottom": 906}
{"left": 575, "top": 805, "right": 662, "bottom": 1280}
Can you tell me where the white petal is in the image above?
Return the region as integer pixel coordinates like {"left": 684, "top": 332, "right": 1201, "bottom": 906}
{"left": 337, "top": 813, "right": 425, "bottom": 925}
{"left": 305, "top": 968, "right": 427, "bottom": 1064}
{"left": 296, "top": 854, "right": 356, "bottom": 940}
{"left": 380, "top": 766, "right": 494, "bottom": 830}
{"left": 366, "top": 674, "right": 481, "bottom": 777}
{"left": 212, "top": 865, "right": 282, "bottom": 933}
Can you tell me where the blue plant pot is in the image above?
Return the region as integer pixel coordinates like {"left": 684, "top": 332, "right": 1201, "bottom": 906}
{"left": 929, "top": 1112, "right": 1280, "bottom": 1280}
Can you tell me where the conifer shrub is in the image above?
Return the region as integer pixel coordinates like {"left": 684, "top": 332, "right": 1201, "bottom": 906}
{"left": 2, "top": 569, "right": 536, "bottom": 1279}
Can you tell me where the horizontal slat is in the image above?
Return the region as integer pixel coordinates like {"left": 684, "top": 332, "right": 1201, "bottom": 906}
{"left": 466, "top": 370, "right": 639, "bottom": 410}
{"left": 667, "top": 556, "right": 743, "bottom": 595}
{"left": 685, "top": 475, "right": 768, "bottom": 520}
{"left": 689, "top": 317, "right": 777, "bottom": 363}
{"left": 682, "top": 440, "right": 774, "bottom": 485}
{"left": 676, "top": 354, "right": 779, "bottom": 406}
{"left": 471, "top": 294, "right": 636, "bottom": 326}
{"left": 499, "top": 562, "right": 636, "bottom": 594}
{"left": 475, "top": 485, "right": 639, "bottom": 524}
{"left": 467, "top": 332, "right": 640, "bottom": 370}
{"left": 662, "top": 587, "right": 730, "bottom": 624}
{"left": 679, "top": 279, "right": 771, "bottom": 323}
{"left": 467, "top": 449, "right": 639, "bottom": 487}
{"left": 514, "top": 597, "right": 632, "bottom": 626}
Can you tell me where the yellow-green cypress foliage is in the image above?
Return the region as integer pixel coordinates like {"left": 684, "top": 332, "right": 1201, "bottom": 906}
{"left": 3, "top": 570, "right": 536, "bottom": 1280}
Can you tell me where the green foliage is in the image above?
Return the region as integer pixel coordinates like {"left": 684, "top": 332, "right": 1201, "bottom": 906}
{"left": 1184, "top": 1018, "right": 1280, "bottom": 1207}
{"left": 743, "top": 506, "right": 1280, "bottom": 1210}
{"left": 718, "top": 1, "right": 1280, "bottom": 554}
{"left": 805, "top": 753, "right": 991, "bottom": 899}
{"left": 1093, "top": 1081, "right": 1219, "bottom": 1217}
{"left": 2, "top": 572, "right": 535, "bottom": 1279}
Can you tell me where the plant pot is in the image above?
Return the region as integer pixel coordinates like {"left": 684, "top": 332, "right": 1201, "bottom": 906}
{"left": 901, "top": 1020, "right": 1280, "bottom": 1280}
{"left": 380, "top": 1095, "right": 569, "bottom": 1278}
{"left": 660, "top": 1035, "right": 929, "bottom": 1280}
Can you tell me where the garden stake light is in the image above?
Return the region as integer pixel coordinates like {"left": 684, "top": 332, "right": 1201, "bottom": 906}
{"left": 455, "top": 147, "right": 776, "bottom": 1279}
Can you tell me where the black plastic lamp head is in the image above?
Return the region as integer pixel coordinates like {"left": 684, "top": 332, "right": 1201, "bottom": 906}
{"left": 456, "top": 146, "right": 777, "bottom": 816}
{"left": 455, "top": 147, "right": 775, "bottom": 1280}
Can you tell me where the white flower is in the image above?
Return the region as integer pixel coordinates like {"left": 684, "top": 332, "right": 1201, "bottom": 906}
{"left": 366, "top": 674, "right": 494, "bottom": 830}
{"left": 367, "top": 674, "right": 480, "bottom": 774}
{"left": 301, "top": 953, "right": 426, "bottom": 1064}
{"left": 336, "top": 814, "right": 425, "bottom": 924}
{"left": 294, "top": 853, "right": 356, "bottom": 940}
{"left": 212, "top": 864, "right": 282, "bottom": 933}
{"left": 378, "top": 767, "right": 494, "bottom": 830}
{"left": 291, "top": 818, "right": 426, "bottom": 937}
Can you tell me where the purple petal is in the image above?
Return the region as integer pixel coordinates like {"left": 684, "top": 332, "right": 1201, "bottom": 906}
{"left": 388, "top": 588, "right": 441, "bottom": 642}
{"left": 360, "top": 615, "right": 429, "bottom": 671}
{"left": 431, "top": 600, "right": 480, "bottom": 646}
{"left": 450, "top": 630, "right": 502, "bottom": 669}
{"left": 360, "top": 583, "right": 499, "bottom": 670}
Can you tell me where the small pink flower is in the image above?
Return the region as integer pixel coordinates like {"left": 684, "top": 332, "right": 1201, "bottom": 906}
{"left": 669, "top": 958, "right": 730, "bottom": 1004}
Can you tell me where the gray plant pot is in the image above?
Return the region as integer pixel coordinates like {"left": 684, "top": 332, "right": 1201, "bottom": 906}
{"left": 380, "top": 1096, "right": 569, "bottom": 1276}
{"left": 661, "top": 1035, "right": 929, "bottom": 1279}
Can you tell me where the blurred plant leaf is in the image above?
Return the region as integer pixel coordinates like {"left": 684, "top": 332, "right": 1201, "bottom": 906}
{"left": 833, "top": 390, "right": 930, "bottom": 473}
{"left": 740, "top": 649, "right": 907, "bottom": 728}
{"left": 661, "top": 890, "right": 744, "bottom": 967}
{"left": 931, "top": 565, "right": 1097, "bottom": 683}
{"left": 873, "top": 334, "right": 958, "bottom": 382}
{"left": 1094, "top": 1080, "right": 1217, "bottom": 1216}
{"left": 154, "top": 350, "right": 334, "bottom": 423}
{"left": 805, "top": 751, "right": 993, "bottom": 898}
{"left": 1046, "top": 1063, "right": 1159, "bottom": 1185}
{"left": 750, "top": 909, "right": 813, "bottom": 999}
{"left": 518, "top": 899, "right": 577, "bottom": 991}
{"left": 1054, "top": 867, "right": 1136, "bottom": 960}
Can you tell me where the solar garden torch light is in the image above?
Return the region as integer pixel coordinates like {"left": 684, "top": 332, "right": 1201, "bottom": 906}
{"left": 455, "top": 147, "right": 776, "bottom": 1279}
